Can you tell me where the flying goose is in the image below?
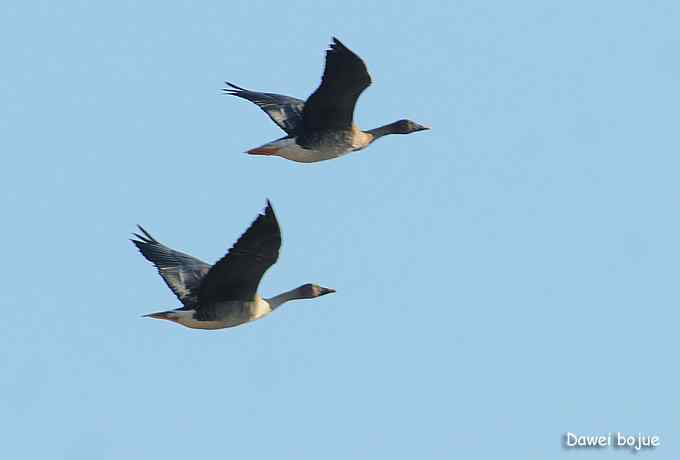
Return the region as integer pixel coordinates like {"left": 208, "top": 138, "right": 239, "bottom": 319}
{"left": 223, "top": 37, "right": 429, "bottom": 163}
{"left": 132, "top": 201, "right": 335, "bottom": 330}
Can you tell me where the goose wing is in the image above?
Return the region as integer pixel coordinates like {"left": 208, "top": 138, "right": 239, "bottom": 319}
{"left": 223, "top": 82, "right": 305, "bottom": 136}
{"left": 302, "top": 37, "right": 372, "bottom": 131}
{"left": 197, "top": 201, "right": 281, "bottom": 308}
{"left": 132, "top": 226, "right": 211, "bottom": 307}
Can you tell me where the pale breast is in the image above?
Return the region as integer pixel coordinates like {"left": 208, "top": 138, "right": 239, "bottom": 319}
{"left": 212, "top": 297, "right": 273, "bottom": 326}
{"left": 350, "top": 127, "right": 374, "bottom": 151}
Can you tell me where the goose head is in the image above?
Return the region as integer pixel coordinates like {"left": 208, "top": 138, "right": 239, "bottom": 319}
{"left": 296, "top": 283, "right": 336, "bottom": 298}
{"left": 389, "top": 119, "right": 430, "bottom": 134}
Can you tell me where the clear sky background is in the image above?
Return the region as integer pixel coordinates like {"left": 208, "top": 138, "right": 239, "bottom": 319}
{"left": 1, "top": 1, "right": 679, "bottom": 458}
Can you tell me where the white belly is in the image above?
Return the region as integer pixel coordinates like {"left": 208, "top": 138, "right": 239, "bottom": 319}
{"left": 176, "top": 316, "right": 237, "bottom": 330}
{"left": 256, "top": 137, "right": 352, "bottom": 163}
{"left": 172, "top": 297, "right": 273, "bottom": 330}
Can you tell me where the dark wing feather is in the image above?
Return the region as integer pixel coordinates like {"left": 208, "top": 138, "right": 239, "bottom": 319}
{"left": 197, "top": 201, "right": 281, "bottom": 307}
{"left": 132, "top": 226, "right": 211, "bottom": 308}
{"left": 223, "top": 82, "right": 305, "bottom": 136}
{"left": 302, "top": 37, "right": 372, "bottom": 131}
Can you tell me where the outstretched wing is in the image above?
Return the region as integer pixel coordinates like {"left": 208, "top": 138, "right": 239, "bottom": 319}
{"left": 197, "top": 201, "right": 281, "bottom": 307}
{"left": 131, "top": 226, "right": 211, "bottom": 307}
{"left": 302, "top": 37, "right": 372, "bottom": 132}
{"left": 223, "top": 82, "right": 305, "bottom": 136}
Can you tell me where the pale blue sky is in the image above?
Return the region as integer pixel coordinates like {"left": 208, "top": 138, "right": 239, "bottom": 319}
{"left": 1, "top": 1, "right": 679, "bottom": 458}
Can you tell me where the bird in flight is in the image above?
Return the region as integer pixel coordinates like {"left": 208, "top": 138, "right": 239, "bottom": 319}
{"left": 224, "top": 37, "right": 429, "bottom": 163}
{"left": 132, "top": 201, "right": 335, "bottom": 330}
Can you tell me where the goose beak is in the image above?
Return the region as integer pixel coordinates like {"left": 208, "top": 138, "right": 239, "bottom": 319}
{"left": 319, "top": 287, "right": 336, "bottom": 296}
{"left": 415, "top": 123, "right": 430, "bottom": 131}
